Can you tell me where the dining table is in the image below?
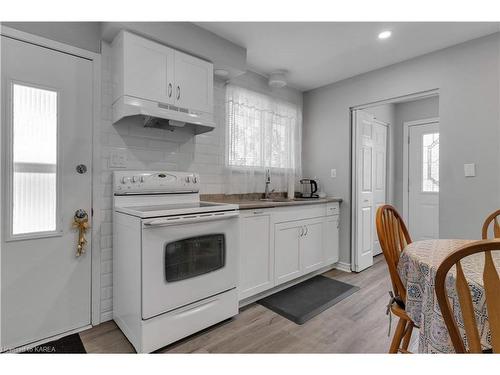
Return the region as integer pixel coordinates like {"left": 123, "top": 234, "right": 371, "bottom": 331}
{"left": 397, "top": 238, "right": 500, "bottom": 353}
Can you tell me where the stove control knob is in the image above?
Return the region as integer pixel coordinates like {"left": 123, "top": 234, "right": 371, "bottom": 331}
{"left": 185, "top": 176, "right": 191, "bottom": 183}
{"left": 193, "top": 176, "right": 198, "bottom": 183}
{"left": 121, "top": 177, "right": 129, "bottom": 184}
{"left": 131, "top": 176, "right": 139, "bottom": 183}
{"left": 140, "top": 176, "right": 145, "bottom": 183}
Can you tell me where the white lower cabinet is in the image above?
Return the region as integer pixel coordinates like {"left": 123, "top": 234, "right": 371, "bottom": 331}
{"left": 274, "top": 217, "right": 326, "bottom": 286}
{"left": 300, "top": 217, "right": 326, "bottom": 274}
{"left": 324, "top": 215, "right": 340, "bottom": 264}
{"left": 238, "top": 202, "right": 340, "bottom": 301}
{"left": 238, "top": 211, "right": 274, "bottom": 300}
{"left": 274, "top": 222, "right": 302, "bottom": 285}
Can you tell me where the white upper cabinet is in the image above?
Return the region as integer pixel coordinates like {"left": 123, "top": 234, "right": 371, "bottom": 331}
{"left": 112, "top": 31, "right": 214, "bottom": 114}
{"left": 174, "top": 51, "right": 213, "bottom": 113}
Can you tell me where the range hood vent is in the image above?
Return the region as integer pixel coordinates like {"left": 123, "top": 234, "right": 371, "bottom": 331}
{"left": 112, "top": 96, "right": 215, "bottom": 135}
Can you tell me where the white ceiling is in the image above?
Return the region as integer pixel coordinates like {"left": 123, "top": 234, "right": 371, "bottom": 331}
{"left": 195, "top": 22, "right": 500, "bottom": 91}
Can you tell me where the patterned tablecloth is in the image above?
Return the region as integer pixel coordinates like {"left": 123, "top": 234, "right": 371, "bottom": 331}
{"left": 397, "top": 239, "right": 500, "bottom": 353}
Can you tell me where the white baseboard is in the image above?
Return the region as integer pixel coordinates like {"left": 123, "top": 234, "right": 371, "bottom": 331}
{"left": 101, "top": 311, "right": 113, "bottom": 323}
{"left": 333, "top": 261, "right": 352, "bottom": 273}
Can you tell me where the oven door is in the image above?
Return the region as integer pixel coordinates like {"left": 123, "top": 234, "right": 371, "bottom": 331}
{"left": 141, "top": 211, "right": 239, "bottom": 319}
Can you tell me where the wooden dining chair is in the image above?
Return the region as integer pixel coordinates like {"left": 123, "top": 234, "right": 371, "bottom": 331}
{"left": 435, "top": 240, "right": 500, "bottom": 353}
{"left": 376, "top": 205, "right": 415, "bottom": 353}
{"left": 482, "top": 209, "right": 500, "bottom": 239}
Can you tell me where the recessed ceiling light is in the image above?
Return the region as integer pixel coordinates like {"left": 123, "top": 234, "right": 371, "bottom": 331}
{"left": 378, "top": 30, "right": 392, "bottom": 40}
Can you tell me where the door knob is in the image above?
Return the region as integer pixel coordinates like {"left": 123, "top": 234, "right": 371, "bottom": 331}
{"left": 76, "top": 164, "right": 87, "bottom": 174}
{"left": 73, "top": 209, "right": 89, "bottom": 257}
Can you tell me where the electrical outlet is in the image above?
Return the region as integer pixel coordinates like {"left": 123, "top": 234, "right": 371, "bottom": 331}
{"left": 109, "top": 150, "right": 127, "bottom": 168}
{"left": 464, "top": 163, "right": 476, "bottom": 177}
{"left": 330, "top": 169, "right": 337, "bottom": 178}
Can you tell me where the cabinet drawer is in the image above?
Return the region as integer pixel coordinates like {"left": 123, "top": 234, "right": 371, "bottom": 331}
{"left": 326, "top": 202, "right": 340, "bottom": 216}
{"left": 273, "top": 205, "right": 326, "bottom": 223}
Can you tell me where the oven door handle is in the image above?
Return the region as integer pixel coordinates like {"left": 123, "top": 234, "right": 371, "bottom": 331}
{"left": 143, "top": 211, "right": 239, "bottom": 228}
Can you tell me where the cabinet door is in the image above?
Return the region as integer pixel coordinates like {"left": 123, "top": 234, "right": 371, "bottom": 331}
{"left": 300, "top": 218, "right": 325, "bottom": 274}
{"left": 174, "top": 51, "right": 213, "bottom": 113}
{"left": 239, "top": 213, "right": 274, "bottom": 300}
{"left": 324, "top": 215, "right": 340, "bottom": 265}
{"left": 275, "top": 222, "right": 301, "bottom": 285}
{"left": 123, "top": 33, "right": 174, "bottom": 104}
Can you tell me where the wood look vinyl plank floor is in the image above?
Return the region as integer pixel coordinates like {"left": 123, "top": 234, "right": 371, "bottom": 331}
{"left": 80, "top": 255, "right": 405, "bottom": 353}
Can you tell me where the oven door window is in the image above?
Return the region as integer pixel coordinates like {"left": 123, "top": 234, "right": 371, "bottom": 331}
{"left": 164, "top": 234, "right": 226, "bottom": 282}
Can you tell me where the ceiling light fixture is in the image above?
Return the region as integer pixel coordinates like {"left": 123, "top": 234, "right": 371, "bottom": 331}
{"left": 268, "top": 70, "right": 288, "bottom": 88}
{"left": 378, "top": 30, "right": 392, "bottom": 40}
{"left": 214, "top": 69, "right": 229, "bottom": 77}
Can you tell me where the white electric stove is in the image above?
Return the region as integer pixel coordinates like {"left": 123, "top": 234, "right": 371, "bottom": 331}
{"left": 112, "top": 171, "right": 239, "bottom": 353}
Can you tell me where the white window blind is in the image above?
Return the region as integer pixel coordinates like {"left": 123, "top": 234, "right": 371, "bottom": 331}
{"left": 226, "top": 85, "right": 301, "bottom": 171}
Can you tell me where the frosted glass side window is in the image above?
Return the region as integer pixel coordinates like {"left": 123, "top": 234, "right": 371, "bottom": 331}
{"left": 12, "top": 84, "right": 58, "bottom": 235}
{"left": 422, "top": 132, "right": 439, "bottom": 193}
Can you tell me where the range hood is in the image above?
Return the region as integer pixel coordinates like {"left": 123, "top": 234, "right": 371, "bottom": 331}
{"left": 112, "top": 96, "right": 216, "bottom": 135}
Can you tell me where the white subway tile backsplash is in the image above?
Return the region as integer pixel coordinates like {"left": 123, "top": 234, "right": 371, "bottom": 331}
{"left": 97, "top": 43, "right": 230, "bottom": 322}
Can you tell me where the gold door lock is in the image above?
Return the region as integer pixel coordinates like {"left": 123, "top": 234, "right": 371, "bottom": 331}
{"left": 73, "top": 209, "right": 89, "bottom": 257}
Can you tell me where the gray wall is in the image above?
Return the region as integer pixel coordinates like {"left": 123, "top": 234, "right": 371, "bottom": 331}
{"left": 303, "top": 33, "right": 500, "bottom": 266}
{"left": 393, "top": 96, "right": 439, "bottom": 211}
{"left": 4, "top": 22, "right": 102, "bottom": 53}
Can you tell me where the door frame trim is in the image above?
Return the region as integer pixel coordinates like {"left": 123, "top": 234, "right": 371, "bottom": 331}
{"left": 402, "top": 117, "right": 440, "bottom": 223}
{"left": 0, "top": 26, "right": 103, "bottom": 336}
{"left": 349, "top": 89, "right": 439, "bottom": 272}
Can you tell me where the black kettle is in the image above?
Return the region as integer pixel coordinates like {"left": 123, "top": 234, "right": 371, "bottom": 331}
{"left": 299, "top": 178, "right": 319, "bottom": 198}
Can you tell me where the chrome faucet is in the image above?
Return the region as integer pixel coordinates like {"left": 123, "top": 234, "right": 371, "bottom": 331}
{"left": 264, "top": 169, "right": 271, "bottom": 199}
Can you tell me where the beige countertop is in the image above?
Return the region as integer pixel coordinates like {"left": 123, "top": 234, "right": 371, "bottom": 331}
{"left": 201, "top": 193, "right": 342, "bottom": 210}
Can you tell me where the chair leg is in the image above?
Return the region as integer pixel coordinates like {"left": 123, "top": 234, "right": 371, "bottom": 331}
{"left": 401, "top": 322, "right": 414, "bottom": 352}
{"left": 389, "top": 318, "right": 407, "bottom": 353}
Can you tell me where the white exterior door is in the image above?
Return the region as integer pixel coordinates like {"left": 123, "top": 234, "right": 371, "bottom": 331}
{"left": 353, "top": 110, "right": 375, "bottom": 272}
{"left": 408, "top": 121, "right": 440, "bottom": 240}
{"left": 1, "top": 36, "right": 93, "bottom": 349}
{"left": 372, "top": 120, "right": 387, "bottom": 256}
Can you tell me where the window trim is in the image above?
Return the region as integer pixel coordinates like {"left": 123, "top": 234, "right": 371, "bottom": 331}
{"left": 5, "top": 80, "right": 63, "bottom": 241}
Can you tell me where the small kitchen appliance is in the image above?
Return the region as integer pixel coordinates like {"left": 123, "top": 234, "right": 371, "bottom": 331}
{"left": 112, "top": 171, "right": 239, "bottom": 353}
{"left": 298, "top": 178, "right": 319, "bottom": 199}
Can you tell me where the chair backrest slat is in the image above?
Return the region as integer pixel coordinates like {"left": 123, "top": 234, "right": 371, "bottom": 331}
{"left": 482, "top": 209, "right": 500, "bottom": 239}
{"left": 455, "top": 261, "right": 482, "bottom": 353}
{"left": 436, "top": 240, "right": 500, "bottom": 353}
{"left": 376, "top": 205, "right": 412, "bottom": 302}
{"left": 494, "top": 219, "right": 500, "bottom": 239}
{"left": 483, "top": 251, "right": 500, "bottom": 352}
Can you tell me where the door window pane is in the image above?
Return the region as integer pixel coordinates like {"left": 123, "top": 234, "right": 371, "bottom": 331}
{"left": 12, "top": 84, "right": 58, "bottom": 235}
{"left": 422, "top": 132, "right": 439, "bottom": 193}
{"left": 164, "top": 234, "right": 225, "bottom": 282}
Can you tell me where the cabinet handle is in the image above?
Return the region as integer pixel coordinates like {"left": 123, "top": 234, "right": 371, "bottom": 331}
{"left": 176, "top": 85, "right": 181, "bottom": 100}
{"left": 168, "top": 83, "right": 172, "bottom": 98}
{"left": 253, "top": 210, "right": 264, "bottom": 215}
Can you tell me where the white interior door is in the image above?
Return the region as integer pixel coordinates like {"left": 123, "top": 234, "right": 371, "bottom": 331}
{"left": 408, "top": 122, "right": 439, "bottom": 240}
{"left": 372, "top": 120, "right": 387, "bottom": 256}
{"left": 1, "top": 36, "right": 93, "bottom": 349}
{"left": 353, "top": 111, "right": 388, "bottom": 271}
{"left": 353, "top": 110, "right": 374, "bottom": 272}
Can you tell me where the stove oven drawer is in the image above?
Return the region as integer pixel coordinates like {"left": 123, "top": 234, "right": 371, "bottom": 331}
{"left": 141, "top": 212, "right": 239, "bottom": 319}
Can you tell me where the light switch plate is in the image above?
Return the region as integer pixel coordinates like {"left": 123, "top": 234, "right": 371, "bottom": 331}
{"left": 464, "top": 163, "right": 476, "bottom": 177}
{"left": 330, "top": 169, "right": 337, "bottom": 178}
{"left": 109, "top": 150, "right": 127, "bottom": 168}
